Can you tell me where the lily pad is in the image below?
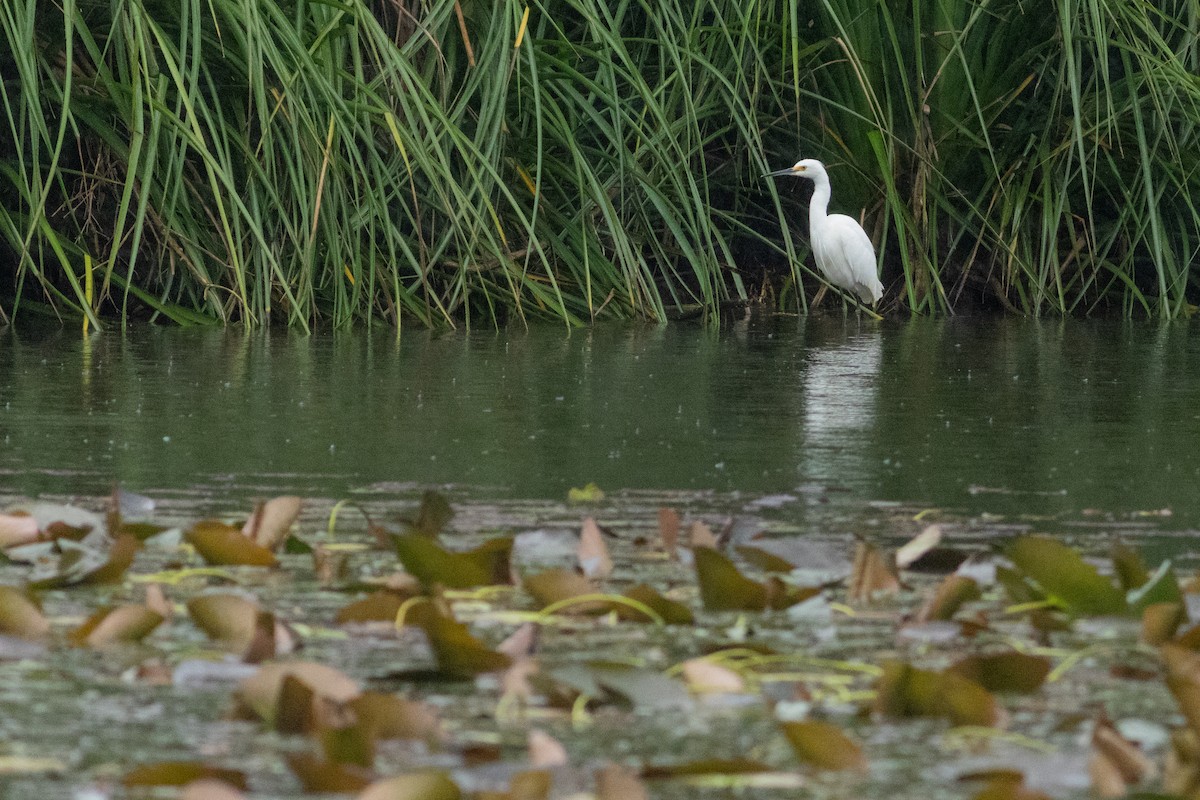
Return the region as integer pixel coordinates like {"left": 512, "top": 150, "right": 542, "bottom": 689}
{"left": 70, "top": 604, "right": 164, "bottom": 647}
{"left": 0, "top": 585, "right": 49, "bottom": 639}
{"left": 391, "top": 534, "right": 513, "bottom": 589}
{"left": 946, "top": 651, "right": 1051, "bottom": 694}
{"left": 875, "top": 660, "right": 1003, "bottom": 727}
{"left": 780, "top": 719, "right": 867, "bottom": 770}
{"left": 357, "top": 770, "right": 462, "bottom": 800}
{"left": 401, "top": 601, "right": 512, "bottom": 678}
{"left": 187, "top": 521, "right": 278, "bottom": 567}
{"left": 1006, "top": 536, "right": 1127, "bottom": 616}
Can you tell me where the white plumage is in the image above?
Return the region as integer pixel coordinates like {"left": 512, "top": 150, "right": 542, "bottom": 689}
{"left": 766, "top": 158, "right": 883, "bottom": 305}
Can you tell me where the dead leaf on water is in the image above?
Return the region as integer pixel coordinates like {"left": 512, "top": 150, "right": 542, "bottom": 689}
{"left": 896, "top": 524, "right": 942, "bottom": 569}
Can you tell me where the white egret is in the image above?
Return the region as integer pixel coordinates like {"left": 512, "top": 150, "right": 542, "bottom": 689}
{"left": 766, "top": 159, "right": 883, "bottom": 305}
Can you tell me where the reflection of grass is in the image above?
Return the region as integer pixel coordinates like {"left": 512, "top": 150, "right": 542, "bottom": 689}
{"left": 2, "top": 2, "right": 1197, "bottom": 325}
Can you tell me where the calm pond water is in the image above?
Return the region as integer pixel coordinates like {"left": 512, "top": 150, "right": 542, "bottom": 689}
{"left": 1, "top": 314, "right": 1198, "bottom": 527}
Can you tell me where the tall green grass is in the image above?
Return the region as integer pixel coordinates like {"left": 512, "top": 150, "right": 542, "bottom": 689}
{"left": 1, "top": 0, "right": 1197, "bottom": 327}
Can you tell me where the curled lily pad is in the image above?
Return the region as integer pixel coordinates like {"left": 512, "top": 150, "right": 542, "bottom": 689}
{"left": 875, "top": 660, "right": 1003, "bottom": 727}
{"left": 0, "top": 585, "right": 49, "bottom": 639}
{"left": 848, "top": 541, "right": 900, "bottom": 601}
{"left": 522, "top": 568, "right": 602, "bottom": 613}
{"left": 242, "top": 496, "right": 302, "bottom": 551}
{"left": 577, "top": 516, "right": 613, "bottom": 579}
{"left": 187, "top": 521, "right": 277, "bottom": 567}
{"left": 350, "top": 692, "right": 442, "bottom": 742}
{"left": 357, "top": 770, "right": 462, "bottom": 800}
{"left": 70, "top": 604, "right": 164, "bottom": 647}
{"left": 391, "top": 535, "right": 513, "bottom": 589}
{"left": 618, "top": 584, "right": 694, "bottom": 625}
{"left": 235, "top": 661, "right": 360, "bottom": 728}
{"left": 337, "top": 589, "right": 419, "bottom": 624}
{"left": 916, "top": 574, "right": 981, "bottom": 623}
{"left": 401, "top": 601, "right": 511, "bottom": 678}
{"left": 27, "top": 534, "right": 140, "bottom": 589}
{"left": 946, "top": 651, "right": 1051, "bottom": 694}
{"left": 780, "top": 719, "right": 867, "bottom": 770}
{"left": 694, "top": 547, "right": 815, "bottom": 611}
{"left": 287, "top": 752, "right": 374, "bottom": 793}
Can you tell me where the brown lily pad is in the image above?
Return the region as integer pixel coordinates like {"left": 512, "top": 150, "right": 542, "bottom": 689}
{"left": 780, "top": 719, "right": 868, "bottom": 770}
{"left": 187, "top": 521, "right": 278, "bottom": 567}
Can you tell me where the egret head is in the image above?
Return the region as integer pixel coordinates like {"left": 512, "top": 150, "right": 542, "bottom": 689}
{"left": 764, "top": 158, "right": 825, "bottom": 180}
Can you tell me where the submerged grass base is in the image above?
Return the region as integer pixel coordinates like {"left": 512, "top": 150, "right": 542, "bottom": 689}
{"left": 2, "top": 1, "right": 1198, "bottom": 327}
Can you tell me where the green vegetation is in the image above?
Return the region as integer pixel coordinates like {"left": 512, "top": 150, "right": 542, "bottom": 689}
{"left": 2, "top": 0, "right": 1197, "bottom": 327}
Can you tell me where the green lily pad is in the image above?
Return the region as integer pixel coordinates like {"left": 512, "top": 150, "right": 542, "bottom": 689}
{"left": 391, "top": 534, "right": 512, "bottom": 589}
{"left": 1006, "top": 535, "right": 1128, "bottom": 616}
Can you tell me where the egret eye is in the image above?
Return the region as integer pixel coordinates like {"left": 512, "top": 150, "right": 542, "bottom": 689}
{"left": 796, "top": 166, "right": 806, "bottom": 172}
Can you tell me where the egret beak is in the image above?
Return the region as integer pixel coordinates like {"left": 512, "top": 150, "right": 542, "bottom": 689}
{"left": 763, "top": 167, "right": 799, "bottom": 178}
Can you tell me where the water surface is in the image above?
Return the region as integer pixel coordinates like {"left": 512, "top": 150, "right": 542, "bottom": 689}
{"left": 2, "top": 315, "right": 1197, "bottom": 527}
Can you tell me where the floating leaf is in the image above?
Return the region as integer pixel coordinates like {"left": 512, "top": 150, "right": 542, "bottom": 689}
{"left": 916, "top": 574, "right": 981, "bottom": 622}
{"left": 946, "top": 651, "right": 1051, "bottom": 694}
{"left": 1089, "top": 713, "right": 1156, "bottom": 796}
{"left": 235, "top": 661, "right": 360, "bottom": 727}
{"left": 26, "top": 534, "right": 141, "bottom": 589}
{"left": 337, "top": 589, "right": 419, "bottom": 624}
{"left": 735, "top": 544, "right": 796, "bottom": 573}
{"left": 391, "top": 535, "right": 512, "bottom": 589}
{"left": 1163, "top": 644, "right": 1200, "bottom": 738}
{"left": 477, "top": 770, "right": 551, "bottom": 800}
{"left": 350, "top": 693, "right": 442, "bottom": 742}
{"left": 1006, "top": 536, "right": 1127, "bottom": 616}
{"left": 287, "top": 752, "right": 374, "bottom": 793}
{"left": 1143, "top": 602, "right": 1187, "bottom": 645}
{"left": 967, "top": 774, "right": 1052, "bottom": 800}
{"left": 694, "top": 546, "right": 768, "bottom": 611}
{"left": 619, "top": 584, "right": 694, "bottom": 625}
{"left": 522, "top": 568, "right": 599, "bottom": 611}
{"left": 70, "top": 604, "right": 164, "bottom": 647}
{"left": 0, "top": 585, "right": 49, "bottom": 639}
{"left": 242, "top": 496, "right": 302, "bottom": 551}
{"left": 402, "top": 602, "right": 511, "bottom": 678}
{"left": 875, "top": 660, "right": 1003, "bottom": 727}
{"left": 123, "top": 762, "right": 247, "bottom": 789}
{"left": 577, "top": 517, "right": 613, "bottom": 579}
{"left": 848, "top": 541, "right": 900, "bottom": 602}
{"left": 187, "top": 521, "right": 277, "bottom": 567}
{"left": 322, "top": 721, "right": 375, "bottom": 768}
{"left": 357, "top": 771, "right": 462, "bottom": 800}
{"left": 567, "top": 483, "right": 605, "bottom": 503}
{"left": 188, "top": 594, "right": 264, "bottom": 652}
{"left": 780, "top": 720, "right": 867, "bottom": 771}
